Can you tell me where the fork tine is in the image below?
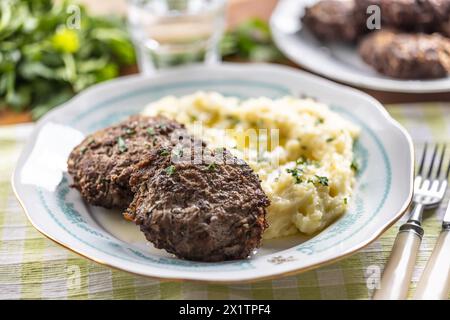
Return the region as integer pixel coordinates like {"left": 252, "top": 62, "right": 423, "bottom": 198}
{"left": 435, "top": 144, "right": 446, "bottom": 179}
{"left": 418, "top": 143, "right": 428, "bottom": 176}
{"left": 426, "top": 144, "right": 439, "bottom": 178}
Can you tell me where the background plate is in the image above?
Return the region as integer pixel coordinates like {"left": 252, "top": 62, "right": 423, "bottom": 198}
{"left": 270, "top": 0, "right": 450, "bottom": 93}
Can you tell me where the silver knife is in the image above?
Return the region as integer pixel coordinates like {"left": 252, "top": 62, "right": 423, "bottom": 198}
{"left": 413, "top": 200, "right": 450, "bottom": 299}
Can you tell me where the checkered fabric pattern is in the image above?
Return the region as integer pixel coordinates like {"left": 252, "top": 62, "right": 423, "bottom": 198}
{"left": 1, "top": 103, "right": 450, "bottom": 299}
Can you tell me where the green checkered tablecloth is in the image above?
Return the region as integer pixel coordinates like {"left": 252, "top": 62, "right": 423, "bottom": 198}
{"left": 1, "top": 103, "right": 450, "bottom": 300}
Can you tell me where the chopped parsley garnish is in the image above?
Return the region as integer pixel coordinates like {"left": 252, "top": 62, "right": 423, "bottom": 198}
{"left": 315, "top": 175, "right": 329, "bottom": 186}
{"left": 165, "top": 165, "right": 176, "bottom": 176}
{"left": 80, "top": 146, "right": 87, "bottom": 154}
{"left": 159, "top": 149, "right": 170, "bottom": 156}
{"left": 189, "top": 115, "right": 198, "bottom": 122}
{"left": 351, "top": 159, "right": 359, "bottom": 172}
{"left": 326, "top": 137, "right": 335, "bottom": 143}
{"left": 296, "top": 157, "right": 307, "bottom": 165}
{"left": 156, "top": 124, "right": 166, "bottom": 130}
{"left": 296, "top": 157, "right": 320, "bottom": 167}
{"left": 117, "top": 137, "right": 127, "bottom": 153}
{"left": 125, "top": 128, "right": 136, "bottom": 135}
{"left": 344, "top": 197, "right": 348, "bottom": 205}
{"left": 207, "top": 162, "right": 217, "bottom": 171}
{"left": 286, "top": 167, "right": 304, "bottom": 184}
{"left": 315, "top": 118, "right": 324, "bottom": 125}
{"left": 147, "top": 127, "right": 155, "bottom": 136}
{"left": 176, "top": 149, "right": 184, "bottom": 157}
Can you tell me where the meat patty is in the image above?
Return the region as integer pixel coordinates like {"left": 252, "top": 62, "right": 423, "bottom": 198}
{"left": 67, "top": 115, "right": 187, "bottom": 209}
{"left": 380, "top": 0, "right": 435, "bottom": 31}
{"left": 124, "top": 145, "right": 270, "bottom": 262}
{"left": 441, "top": 19, "right": 450, "bottom": 37}
{"left": 358, "top": 30, "right": 450, "bottom": 78}
{"left": 302, "top": 0, "right": 365, "bottom": 42}
{"left": 436, "top": 0, "right": 450, "bottom": 37}
{"left": 355, "top": 0, "right": 450, "bottom": 32}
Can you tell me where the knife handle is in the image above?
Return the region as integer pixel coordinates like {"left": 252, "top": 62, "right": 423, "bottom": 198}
{"left": 373, "top": 223, "right": 423, "bottom": 300}
{"left": 413, "top": 229, "right": 450, "bottom": 300}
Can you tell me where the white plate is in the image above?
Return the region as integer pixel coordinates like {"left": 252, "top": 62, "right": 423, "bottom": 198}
{"left": 12, "top": 63, "right": 413, "bottom": 283}
{"left": 271, "top": 0, "right": 450, "bottom": 93}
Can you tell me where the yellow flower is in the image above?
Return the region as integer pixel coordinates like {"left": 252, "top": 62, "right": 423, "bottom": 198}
{"left": 51, "top": 27, "right": 80, "bottom": 53}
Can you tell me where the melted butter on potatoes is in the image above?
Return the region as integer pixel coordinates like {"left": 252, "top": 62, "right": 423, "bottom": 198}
{"left": 142, "top": 92, "right": 360, "bottom": 238}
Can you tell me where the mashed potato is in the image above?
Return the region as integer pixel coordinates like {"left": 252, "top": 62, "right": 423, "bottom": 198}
{"left": 142, "top": 92, "right": 360, "bottom": 238}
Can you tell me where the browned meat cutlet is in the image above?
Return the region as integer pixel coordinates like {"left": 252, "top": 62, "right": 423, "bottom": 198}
{"left": 358, "top": 30, "right": 450, "bottom": 79}
{"left": 441, "top": 19, "right": 450, "bottom": 37}
{"left": 67, "top": 115, "right": 188, "bottom": 209}
{"left": 302, "top": 0, "right": 365, "bottom": 42}
{"left": 433, "top": 0, "right": 450, "bottom": 36}
{"left": 124, "top": 145, "right": 270, "bottom": 262}
{"left": 355, "top": 0, "right": 450, "bottom": 32}
{"left": 380, "top": 0, "right": 435, "bottom": 31}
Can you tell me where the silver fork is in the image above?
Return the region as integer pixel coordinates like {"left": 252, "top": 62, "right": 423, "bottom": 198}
{"left": 373, "top": 143, "right": 449, "bottom": 300}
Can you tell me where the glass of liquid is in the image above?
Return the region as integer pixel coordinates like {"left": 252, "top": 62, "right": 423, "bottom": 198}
{"left": 127, "top": 0, "right": 227, "bottom": 74}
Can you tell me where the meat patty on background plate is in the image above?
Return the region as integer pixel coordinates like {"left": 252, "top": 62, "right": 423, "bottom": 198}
{"left": 302, "top": 0, "right": 365, "bottom": 42}
{"left": 358, "top": 29, "right": 450, "bottom": 78}
{"left": 355, "top": 0, "right": 450, "bottom": 32}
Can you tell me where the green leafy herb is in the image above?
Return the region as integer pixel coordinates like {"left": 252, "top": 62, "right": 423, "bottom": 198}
{"left": 315, "top": 118, "right": 324, "bottom": 125}
{"left": 315, "top": 175, "right": 329, "bottom": 186}
{"left": 286, "top": 167, "right": 304, "bottom": 184}
{"left": 165, "top": 165, "right": 176, "bottom": 176}
{"left": 159, "top": 148, "right": 170, "bottom": 156}
{"left": 344, "top": 197, "right": 348, "bottom": 205}
{"left": 176, "top": 149, "right": 184, "bottom": 157}
{"left": 297, "top": 156, "right": 320, "bottom": 166}
{"left": 0, "top": 0, "right": 135, "bottom": 119}
{"left": 326, "top": 137, "right": 335, "bottom": 143}
{"left": 351, "top": 159, "right": 359, "bottom": 172}
{"left": 117, "top": 136, "right": 127, "bottom": 153}
{"left": 207, "top": 162, "right": 217, "bottom": 171}
{"left": 147, "top": 127, "right": 155, "bottom": 136}
{"left": 125, "top": 128, "right": 136, "bottom": 135}
{"left": 220, "top": 18, "right": 286, "bottom": 63}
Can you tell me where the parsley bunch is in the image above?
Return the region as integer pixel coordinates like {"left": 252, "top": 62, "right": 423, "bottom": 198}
{"left": 0, "top": 0, "right": 135, "bottom": 119}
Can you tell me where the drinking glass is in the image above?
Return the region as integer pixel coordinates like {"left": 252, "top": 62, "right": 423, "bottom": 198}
{"left": 127, "top": 0, "right": 226, "bottom": 74}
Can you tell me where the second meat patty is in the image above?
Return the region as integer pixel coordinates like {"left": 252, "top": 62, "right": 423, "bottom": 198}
{"left": 124, "top": 145, "right": 270, "bottom": 262}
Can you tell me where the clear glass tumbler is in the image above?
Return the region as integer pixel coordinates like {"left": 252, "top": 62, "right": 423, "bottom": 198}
{"left": 127, "top": 0, "right": 226, "bottom": 74}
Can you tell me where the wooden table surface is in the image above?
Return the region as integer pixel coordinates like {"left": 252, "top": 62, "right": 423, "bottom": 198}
{"left": 1, "top": 0, "right": 449, "bottom": 126}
